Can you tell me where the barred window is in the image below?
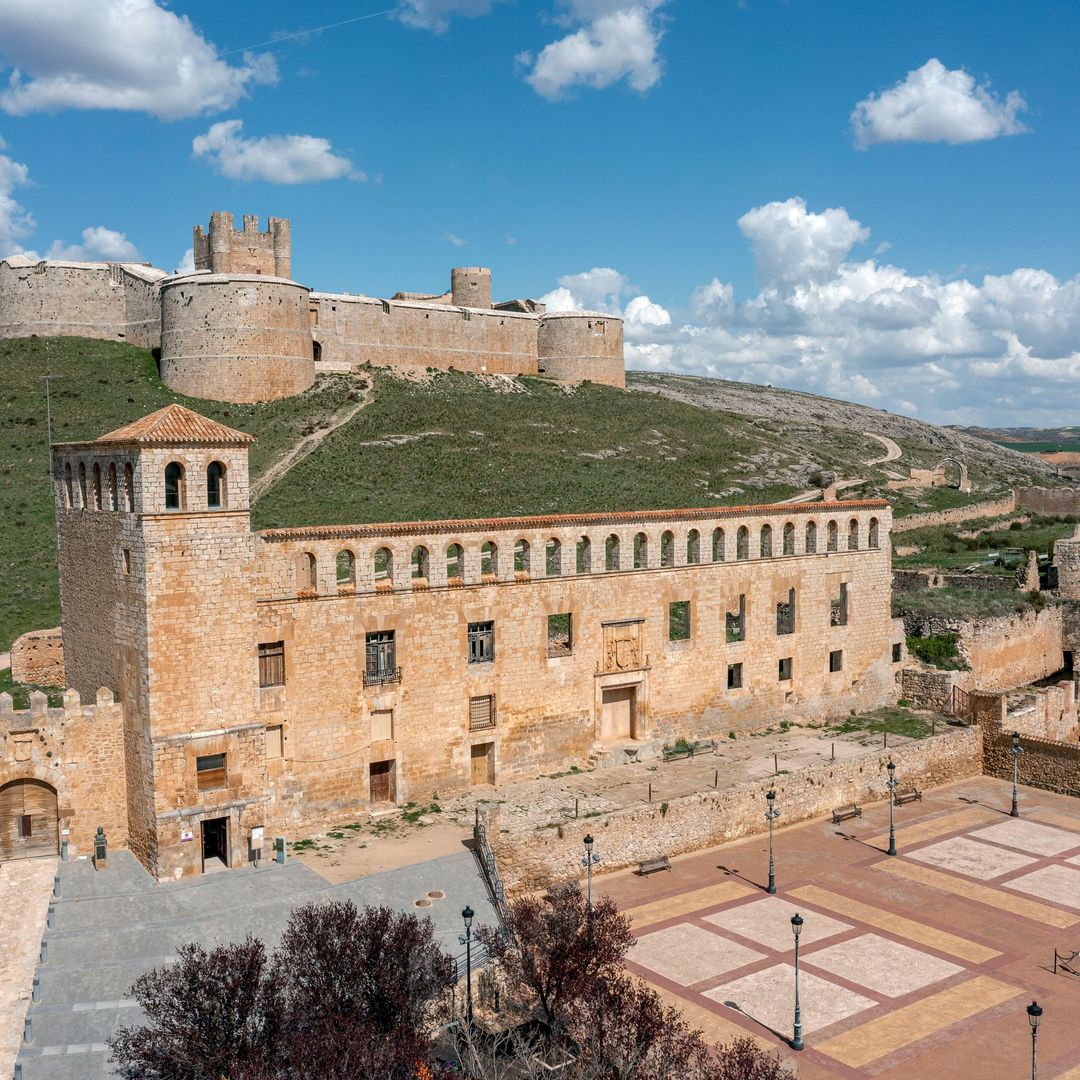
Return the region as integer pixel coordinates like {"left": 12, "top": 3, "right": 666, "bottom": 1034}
{"left": 366, "top": 630, "right": 396, "bottom": 675}
{"left": 470, "top": 694, "right": 496, "bottom": 731}
{"left": 258, "top": 641, "right": 285, "bottom": 688}
{"left": 468, "top": 621, "right": 495, "bottom": 664}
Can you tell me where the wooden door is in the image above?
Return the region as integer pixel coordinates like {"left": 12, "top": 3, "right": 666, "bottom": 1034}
{"left": 0, "top": 779, "right": 59, "bottom": 861}
{"left": 369, "top": 760, "right": 394, "bottom": 804}
{"left": 470, "top": 743, "right": 494, "bottom": 786}
{"left": 600, "top": 687, "right": 635, "bottom": 743}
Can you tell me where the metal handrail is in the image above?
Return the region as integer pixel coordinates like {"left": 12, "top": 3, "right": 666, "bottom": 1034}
{"left": 363, "top": 666, "right": 402, "bottom": 687}
{"left": 474, "top": 819, "right": 511, "bottom": 930}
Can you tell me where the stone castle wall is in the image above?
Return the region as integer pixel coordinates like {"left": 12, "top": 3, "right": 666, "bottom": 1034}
{"left": 891, "top": 494, "right": 1017, "bottom": 533}
{"left": 537, "top": 312, "right": 625, "bottom": 388}
{"left": 10, "top": 628, "right": 64, "bottom": 687}
{"left": 1017, "top": 486, "right": 1080, "bottom": 517}
{"left": 0, "top": 687, "right": 128, "bottom": 858}
{"left": 485, "top": 726, "right": 982, "bottom": 891}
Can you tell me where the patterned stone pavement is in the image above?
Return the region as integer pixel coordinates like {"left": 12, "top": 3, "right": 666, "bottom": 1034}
{"left": 597, "top": 775, "right": 1080, "bottom": 1079}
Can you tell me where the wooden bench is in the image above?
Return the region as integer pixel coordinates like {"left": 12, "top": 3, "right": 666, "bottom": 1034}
{"left": 831, "top": 804, "right": 862, "bottom": 824}
{"left": 1054, "top": 948, "right": 1080, "bottom": 977}
{"left": 661, "top": 740, "right": 717, "bottom": 762}
{"left": 639, "top": 855, "right": 672, "bottom": 876}
{"left": 893, "top": 787, "right": 922, "bottom": 806}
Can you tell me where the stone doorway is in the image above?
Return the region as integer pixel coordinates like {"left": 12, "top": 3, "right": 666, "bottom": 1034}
{"left": 201, "top": 816, "right": 228, "bottom": 873}
{"left": 369, "top": 759, "right": 396, "bottom": 804}
{"left": 470, "top": 742, "right": 495, "bottom": 786}
{"left": 0, "top": 779, "right": 58, "bottom": 861}
{"left": 601, "top": 686, "right": 636, "bottom": 743}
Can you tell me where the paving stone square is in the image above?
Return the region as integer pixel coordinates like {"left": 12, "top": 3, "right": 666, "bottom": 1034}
{"left": 803, "top": 932, "right": 963, "bottom": 997}
{"left": 1003, "top": 864, "right": 1080, "bottom": 910}
{"left": 969, "top": 818, "right": 1080, "bottom": 856}
{"left": 703, "top": 963, "right": 876, "bottom": 1036}
{"left": 631, "top": 923, "right": 765, "bottom": 985}
{"left": 904, "top": 835, "right": 1039, "bottom": 879}
{"left": 703, "top": 896, "right": 852, "bottom": 952}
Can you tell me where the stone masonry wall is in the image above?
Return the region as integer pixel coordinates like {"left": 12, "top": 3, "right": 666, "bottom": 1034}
{"left": 537, "top": 312, "right": 625, "bottom": 388}
{"left": 485, "top": 726, "right": 982, "bottom": 892}
{"left": 1017, "top": 486, "right": 1080, "bottom": 517}
{"left": 984, "top": 730, "right": 1080, "bottom": 795}
{"left": 0, "top": 687, "right": 128, "bottom": 858}
{"left": 892, "top": 494, "right": 1016, "bottom": 533}
{"left": 10, "top": 628, "right": 64, "bottom": 687}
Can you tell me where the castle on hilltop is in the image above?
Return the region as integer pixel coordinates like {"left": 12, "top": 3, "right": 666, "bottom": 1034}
{"left": 0, "top": 211, "right": 625, "bottom": 403}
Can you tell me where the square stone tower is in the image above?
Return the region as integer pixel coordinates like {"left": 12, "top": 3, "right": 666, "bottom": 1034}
{"left": 192, "top": 211, "right": 291, "bottom": 278}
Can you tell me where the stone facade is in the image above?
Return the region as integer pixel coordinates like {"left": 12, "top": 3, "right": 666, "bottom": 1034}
{"left": 45, "top": 405, "right": 899, "bottom": 879}
{"left": 0, "top": 211, "right": 625, "bottom": 403}
{"left": 9, "top": 628, "right": 64, "bottom": 687}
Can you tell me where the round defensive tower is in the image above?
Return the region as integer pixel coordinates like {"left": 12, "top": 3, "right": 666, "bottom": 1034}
{"left": 451, "top": 266, "right": 492, "bottom": 309}
{"left": 537, "top": 311, "right": 625, "bottom": 388}
{"left": 159, "top": 274, "right": 314, "bottom": 403}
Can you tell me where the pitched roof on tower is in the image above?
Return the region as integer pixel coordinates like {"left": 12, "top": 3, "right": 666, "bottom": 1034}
{"left": 92, "top": 404, "right": 254, "bottom": 447}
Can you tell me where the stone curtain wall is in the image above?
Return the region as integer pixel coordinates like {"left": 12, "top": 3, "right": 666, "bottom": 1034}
{"left": 10, "top": 628, "right": 64, "bottom": 686}
{"left": 892, "top": 494, "right": 1017, "bottom": 533}
{"left": 485, "top": 727, "right": 983, "bottom": 892}
{"left": 1017, "top": 487, "right": 1080, "bottom": 517}
{"left": 0, "top": 687, "right": 128, "bottom": 858}
{"left": 537, "top": 312, "right": 626, "bottom": 388}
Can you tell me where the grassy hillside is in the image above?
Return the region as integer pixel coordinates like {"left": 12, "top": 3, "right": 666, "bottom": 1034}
{"left": 0, "top": 338, "right": 1060, "bottom": 652}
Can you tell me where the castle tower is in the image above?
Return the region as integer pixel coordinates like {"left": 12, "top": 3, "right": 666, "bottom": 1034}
{"left": 52, "top": 405, "right": 262, "bottom": 876}
{"left": 193, "top": 211, "right": 291, "bottom": 277}
{"left": 537, "top": 311, "right": 625, "bottom": 388}
{"left": 451, "top": 266, "right": 492, "bottom": 309}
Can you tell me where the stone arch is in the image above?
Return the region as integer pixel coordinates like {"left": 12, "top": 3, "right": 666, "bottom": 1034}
{"left": 481, "top": 540, "right": 498, "bottom": 578}
{"left": 546, "top": 537, "right": 563, "bottom": 577}
{"left": 633, "top": 532, "right": 649, "bottom": 569}
{"left": 605, "top": 534, "right": 620, "bottom": 571}
{"left": 736, "top": 526, "right": 749, "bottom": 561}
{"left": 91, "top": 462, "right": 102, "bottom": 510}
{"left": 336, "top": 549, "right": 355, "bottom": 589}
{"left": 760, "top": 523, "right": 773, "bottom": 558}
{"left": 298, "top": 552, "right": 317, "bottom": 593}
{"left": 660, "top": 530, "right": 675, "bottom": 568}
{"left": 78, "top": 462, "right": 88, "bottom": 507}
{"left": 827, "top": 519, "right": 838, "bottom": 552}
{"left": 63, "top": 462, "right": 73, "bottom": 508}
{"left": 206, "top": 460, "right": 227, "bottom": 509}
{"left": 124, "top": 462, "right": 135, "bottom": 512}
{"left": 934, "top": 456, "right": 969, "bottom": 491}
{"left": 411, "top": 545, "right": 430, "bottom": 582}
{"left": 164, "top": 461, "right": 185, "bottom": 511}
{"left": 868, "top": 517, "right": 880, "bottom": 549}
{"left": 686, "top": 529, "right": 700, "bottom": 564}
{"left": 805, "top": 520, "right": 817, "bottom": 554}
{"left": 712, "top": 527, "right": 725, "bottom": 562}
{"left": 848, "top": 518, "right": 860, "bottom": 551}
{"left": 783, "top": 521, "right": 795, "bottom": 556}
{"left": 107, "top": 462, "right": 119, "bottom": 511}
{"left": 514, "top": 538, "right": 531, "bottom": 575}
{"left": 576, "top": 535, "right": 592, "bottom": 573}
{"left": 445, "top": 544, "right": 463, "bottom": 583}
{"left": 375, "top": 546, "right": 395, "bottom": 586}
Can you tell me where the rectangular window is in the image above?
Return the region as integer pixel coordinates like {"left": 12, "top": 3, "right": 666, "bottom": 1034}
{"left": 669, "top": 600, "right": 691, "bottom": 642}
{"left": 547, "top": 613, "right": 573, "bottom": 657}
{"left": 122, "top": 548, "right": 131, "bottom": 575}
{"left": 196, "top": 753, "right": 226, "bottom": 792}
{"left": 265, "top": 725, "right": 283, "bottom": 760}
{"left": 17, "top": 814, "right": 32, "bottom": 838}
{"left": 727, "top": 662, "right": 743, "bottom": 690}
{"left": 365, "top": 630, "right": 398, "bottom": 685}
{"left": 830, "top": 582, "right": 849, "bottom": 627}
{"left": 776, "top": 589, "right": 795, "bottom": 636}
{"left": 258, "top": 641, "right": 285, "bottom": 688}
{"left": 468, "top": 621, "right": 495, "bottom": 664}
{"left": 726, "top": 595, "right": 746, "bottom": 643}
{"left": 778, "top": 657, "right": 793, "bottom": 682}
{"left": 470, "top": 694, "right": 496, "bottom": 732}
{"left": 892, "top": 642, "right": 902, "bottom": 663}
{"left": 371, "top": 709, "right": 394, "bottom": 742}
{"left": 829, "top": 649, "right": 844, "bottom": 673}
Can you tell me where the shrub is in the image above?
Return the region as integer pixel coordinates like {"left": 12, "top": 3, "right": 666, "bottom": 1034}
{"left": 1027, "top": 589, "right": 1046, "bottom": 612}
{"left": 906, "top": 633, "right": 962, "bottom": 668}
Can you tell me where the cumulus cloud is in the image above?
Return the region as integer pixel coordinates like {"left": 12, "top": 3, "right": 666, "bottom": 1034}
{"left": 563, "top": 196, "right": 1080, "bottom": 425}
{"left": 394, "top": 0, "right": 509, "bottom": 32}
{"left": 0, "top": 145, "right": 35, "bottom": 256}
{"left": 522, "top": 1, "right": 666, "bottom": 99}
{"left": 0, "top": 0, "right": 276, "bottom": 120}
{"left": 192, "top": 120, "right": 363, "bottom": 184}
{"left": 174, "top": 248, "right": 195, "bottom": 275}
{"left": 46, "top": 226, "right": 139, "bottom": 261}
{"left": 851, "top": 58, "right": 1028, "bottom": 148}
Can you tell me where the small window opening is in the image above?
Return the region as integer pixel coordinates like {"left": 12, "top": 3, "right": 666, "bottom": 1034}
{"left": 412, "top": 545, "right": 430, "bottom": 581}
{"left": 776, "top": 589, "right": 795, "bottom": 636}
{"left": 805, "top": 521, "right": 818, "bottom": 554}
{"left": 78, "top": 462, "right": 87, "bottom": 507}
{"left": 660, "top": 530, "right": 675, "bottom": 568}
{"left": 375, "top": 546, "right": 394, "bottom": 586}
{"left": 258, "top": 641, "right": 285, "bottom": 687}
{"left": 736, "top": 526, "right": 749, "bottom": 561}
{"left": 783, "top": 522, "right": 795, "bottom": 556}
{"left": 848, "top": 518, "right": 859, "bottom": 551}
{"left": 605, "top": 534, "right": 620, "bottom": 571}
{"left": 546, "top": 538, "right": 562, "bottom": 577}
{"left": 124, "top": 463, "right": 134, "bottom": 512}
{"left": 760, "top": 524, "right": 773, "bottom": 558}
{"left": 727, "top": 663, "right": 743, "bottom": 690}
{"left": 196, "top": 753, "right": 227, "bottom": 792}
{"left": 869, "top": 517, "right": 880, "bottom": 549}
{"left": 830, "top": 582, "right": 849, "bottom": 627}
{"left": 298, "top": 552, "right": 317, "bottom": 594}
{"left": 892, "top": 642, "right": 902, "bottom": 663}
{"left": 207, "top": 461, "right": 226, "bottom": 509}
{"left": 669, "top": 600, "right": 691, "bottom": 641}
{"left": 468, "top": 620, "right": 495, "bottom": 664}
{"left": 634, "top": 532, "right": 648, "bottom": 569}
{"left": 336, "top": 550, "right": 356, "bottom": 589}
{"left": 712, "top": 527, "right": 725, "bottom": 562}
{"left": 827, "top": 520, "right": 838, "bottom": 552}
{"left": 122, "top": 548, "right": 131, "bottom": 575}
{"left": 686, "top": 529, "right": 700, "bottom": 564}
{"left": 91, "top": 462, "right": 102, "bottom": 510}
{"left": 481, "top": 541, "right": 498, "bottom": 578}
{"left": 514, "top": 539, "right": 530, "bottom": 575}
{"left": 164, "top": 461, "right": 184, "bottom": 511}
{"left": 108, "top": 463, "right": 118, "bottom": 511}
{"left": 470, "top": 694, "right": 496, "bottom": 732}
{"left": 778, "top": 657, "right": 793, "bottom": 682}
{"left": 548, "top": 613, "right": 573, "bottom": 657}
{"left": 266, "top": 725, "right": 284, "bottom": 760}
{"left": 365, "top": 630, "right": 398, "bottom": 684}
{"left": 829, "top": 649, "right": 844, "bottom": 673}
{"left": 63, "top": 462, "right": 73, "bottom": 507}
{"left": 576, "top": 536, "right": 591, "bottom": 574}
{"left": 726, "top": 595, "right": 746, "bottom": 643}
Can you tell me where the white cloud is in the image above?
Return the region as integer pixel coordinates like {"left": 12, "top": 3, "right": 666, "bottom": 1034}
{"left": 0, "top": 147, "right": 35, "bottom": 256}
{"left": 523, "top": 1, "right": 666, "bottom": 99}
{"left": 567, "top": 196, "right": 1080, "bottom": 426}
{"left": 444, "top": 233, "right": 467, "bottom": 247}
{"left": 0, "top": 0, "right": 276, "bottom": 120}
{"left": 394, "top": 0, "right": 509, "bottom": 32}
{"left": 174, "top": 248, "right": 195, "bottom": 275}
{"left": 46, "top": 226, "right": 139, "bottom": 261}
{"left": 192, "top": 120, "right": 362, "bottom": 184}
{"left": 851, "top": 58, "right": 1028, "bottom": 148}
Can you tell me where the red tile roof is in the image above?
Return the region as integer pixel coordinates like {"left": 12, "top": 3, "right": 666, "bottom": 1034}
{"left": 94, "top": 404, "right": 254, "bottom": 447}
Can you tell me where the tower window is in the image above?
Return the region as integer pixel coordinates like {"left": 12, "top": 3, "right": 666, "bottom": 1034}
{"left": 164, "top": 461, "right": 185, "bottom": 510}
{"left": 206, "top": 461, "right": 226, "bottom": 509}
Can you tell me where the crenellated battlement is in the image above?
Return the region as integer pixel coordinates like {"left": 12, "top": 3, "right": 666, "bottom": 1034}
{"left": 193, "top": 211, "right": 291, "bottom": 278}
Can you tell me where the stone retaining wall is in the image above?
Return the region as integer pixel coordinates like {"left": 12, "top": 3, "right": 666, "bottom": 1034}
{"left": 485, "top": 727, "right": 982, "bottom": 892}
{"left": 892, "top": 494, "right": 1016, "bottom": 533}
{"left": 984, "top": 730, "right": 1080, "bottom": 794}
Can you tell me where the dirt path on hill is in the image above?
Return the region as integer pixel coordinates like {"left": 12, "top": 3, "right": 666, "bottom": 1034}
{"left": 780, "top": 431, "right": 902, "bottom": 504}
{"left": 251, "top": 380, "right": 371, "bottom": 502}
{"left": 863, "top": 431, "right": 903, "bottom": 466}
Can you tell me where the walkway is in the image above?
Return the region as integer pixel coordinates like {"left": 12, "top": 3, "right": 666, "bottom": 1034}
{"left": 14, "top": 848, "right": 495, "bottom": 1079}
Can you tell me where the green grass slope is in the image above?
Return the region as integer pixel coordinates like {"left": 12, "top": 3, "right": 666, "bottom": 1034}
{"left": 0, "top": 338, "right": 1062, "bottom": 652}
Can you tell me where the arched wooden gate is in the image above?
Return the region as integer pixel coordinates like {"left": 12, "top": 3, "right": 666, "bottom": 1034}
{"left": 0, "top": 779, "right": 59, "bottom": 860}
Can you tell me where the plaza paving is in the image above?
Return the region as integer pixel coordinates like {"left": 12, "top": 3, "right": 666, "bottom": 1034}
{"left": 599, "top": 775, "right": 1080, "bottom": 1079}
{"left": 14, "top": 846, "right": 496, "bottom": 1079}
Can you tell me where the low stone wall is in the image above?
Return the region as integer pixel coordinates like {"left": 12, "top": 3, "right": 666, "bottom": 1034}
{"left": 892, "top": 494, "right": 1016, "bottom": 533}
{"left": 1017, "top": 486, "right": 1080, "bottom": 517}
{"left": 893, "top": 568, "right": 1015, "bottom": 593}
{"left": 10, "top": 627, "right": 64, "bottom": 686}
{"left": 984, "top": 730, "right": 1080, "bottom": 794}
{"left": 900, "top": 667, "right": 970, "bottom": 713}
{"left": 486, "top": 727, "right": 982, "bottom": 892}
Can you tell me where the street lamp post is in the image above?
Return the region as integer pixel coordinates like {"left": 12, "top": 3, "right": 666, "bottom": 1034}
{"left": 458, "top": 906, "right": 475, "bottom": 1024}
{"left": 581, "top": 834, "right": 601, "bottom": 911}
{"left": 1011, "top": 732, "right": 1024, "bottom": 818}
{"left": 765, "top": 790, "right": 780, "bottom": 894}
{"left": 1027, "top": 1000, "right": 1042, "bottom": 1080}
{"left": 885, "top": 760, "right": 898, "bottom": 856}
{"left": 791, "top": 913, "right": 804, "bottom": 1051}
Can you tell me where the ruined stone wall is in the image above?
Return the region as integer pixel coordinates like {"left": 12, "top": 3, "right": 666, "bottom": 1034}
{"left": 310, "top": 293, "right": 540, "bottom": 378}
{"left": 246, "top": 502, "right": 896, "bottom": 840}
{"left": 892, "top": 494, "right": 1017, "bottom": 532}
{"left": 160, "top": 275, "right": 314, "bottom": 403}
{"left": 900, "top": 667, "right": 971, "bottom": 713}
{"left": 0, "top": 688, "right": 128, "bottom": 858}
{"left": 1017, "top": 486, "right": 1080, "bottom": 517}
{"left": 960, "top": 605, "right": 1064, "bottom": 691}
{"left": 10, "top": 628, "right": 64, "bottom": 687}
{"left": 485, "top": 726, "right": 982, "bottom": 891}
{"left": 537, "top": 312, "right": 625, "bottom": 388}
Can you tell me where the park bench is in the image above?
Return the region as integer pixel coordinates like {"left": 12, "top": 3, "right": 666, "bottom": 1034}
{"left": 661, "top": 739, "right": 717, "bottom": 762}
{"left": 638, "top": 855, "right": 672, "bottom": 876}
{"left": 831, "top": 803, "right": 862, "bottom": 824}
{"left": 893, "top": 786, "right": 922, "bottom": 806}
{"left": 1054, "top": 948, "right": 1080, "bottom": 977}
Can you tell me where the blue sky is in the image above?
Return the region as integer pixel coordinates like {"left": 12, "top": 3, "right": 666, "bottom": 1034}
{"left": 1, "top": 0, "right": 1078, "bottom": 426}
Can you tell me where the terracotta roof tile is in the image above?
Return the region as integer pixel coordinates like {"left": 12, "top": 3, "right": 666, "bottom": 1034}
{"left": 95, "top": 404, "right": 254, "bottom": 447}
